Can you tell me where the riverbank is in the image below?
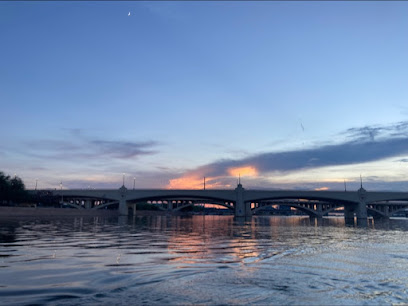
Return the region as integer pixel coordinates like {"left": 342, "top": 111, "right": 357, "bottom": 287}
{"left": 0, "top": 206, "right": 119, "bottom": 218}
{"left": 0, "top": 206, "right": 183, "bottom": 219}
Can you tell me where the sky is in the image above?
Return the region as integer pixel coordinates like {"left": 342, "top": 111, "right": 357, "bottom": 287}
{"left": 1, "top": 1, "right": 408, "bottom": 191}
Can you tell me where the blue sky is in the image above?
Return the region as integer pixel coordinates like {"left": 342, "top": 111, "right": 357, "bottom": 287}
{"left": 1, "top": 1, "right": 408, "bottom": 191}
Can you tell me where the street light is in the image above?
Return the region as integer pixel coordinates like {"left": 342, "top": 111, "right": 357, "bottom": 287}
{"left": 60, "top": 181, "right": 63, "bottom": 204}
{"left": 35, "top": 179, "right": 38, "bottom": 190}
{"left": 133, "top": 177, "right": 136, "bottom": 190}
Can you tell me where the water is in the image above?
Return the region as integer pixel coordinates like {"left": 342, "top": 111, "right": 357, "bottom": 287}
{"left": 1, "top": 215, "right": 408, "bottom": 305}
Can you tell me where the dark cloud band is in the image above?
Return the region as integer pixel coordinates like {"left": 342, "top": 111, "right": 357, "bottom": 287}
{"left": 190, "top": 121, "right": 408, "bottom": 177}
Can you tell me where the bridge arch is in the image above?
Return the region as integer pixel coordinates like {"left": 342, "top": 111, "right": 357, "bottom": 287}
{"left": 366, "top": 207, "right": 388, "bottom": 218}
{"left": 249, "top": 195, "right": 353, "bottom": 218}
{"left": 389, "top": 207, "right": 408, "bottom": 217}
{"left": 93, "top": 200, "right": 120, "bottom": 210}
{"left": 59, "top": 194, "right": 119, "bottom": 210}
{"left": 247, "top": 193, "right": 358, "bottom": 205}
{"left": 172, "top": 201, "right": 234, "bottom": 212}
{"left": 252, "top": 202, "right": 321, "bottom": 217}
{"left": 126, "top": 193, "right": 234, "bottom": 204}
{"left": 126, "top": 194, "right": 235, "bottom": 210}
{"left": 61, "top": 201, "right": 84, "bottom": 210}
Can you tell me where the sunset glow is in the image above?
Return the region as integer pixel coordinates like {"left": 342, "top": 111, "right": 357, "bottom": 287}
{"left": 314, "top": 187, "right": 329, "bottom": 191}
{"left": 167, "top": 176, "right": 205, "bottom": 189}
{"left": 228, "top": 166, "right": 258, "bottom": 178}
{"left": 166, "top": 176, "right": 224, "bottom": 190}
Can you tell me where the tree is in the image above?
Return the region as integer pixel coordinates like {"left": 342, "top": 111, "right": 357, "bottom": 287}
{"left": 0, "top": 172, "right": 29, "bottom": 205}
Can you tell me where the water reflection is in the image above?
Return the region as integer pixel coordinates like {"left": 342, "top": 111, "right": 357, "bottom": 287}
{"left": 1, "top": 215, "right": 408, "bottom": 305}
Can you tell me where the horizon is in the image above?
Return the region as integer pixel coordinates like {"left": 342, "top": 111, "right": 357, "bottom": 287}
{"left": 1, "top": 1, "right": 408, "bottom": 192}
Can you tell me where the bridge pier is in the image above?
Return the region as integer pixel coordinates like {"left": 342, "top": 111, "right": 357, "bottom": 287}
{"left": 167, "top": 200, "right": 173, "bottom": 211}
{"left": 316, "top": 203, "right": 322, "bottom": 216}
{"left": 356, "top": 187, "right": 368, "bottom": 221}
{"left": 344, "top": 205, "right": 355, "bottom": 223}
{"left": 356, "top": 201, "right": 368, "bottom": 219}
{"left": 85, "top": 199, "right": 92, "bottom": 210}
{"left": 119, "top": 198, "right": 128, "bottom": 215}
{"left": 383, "top": 205, "right": 390, "bottom": 218}
{"left": 119, "top": 186, "right": 128, "bottom": 216}
{"left": 235, "top": 183, "right": 251, "bottom": 217}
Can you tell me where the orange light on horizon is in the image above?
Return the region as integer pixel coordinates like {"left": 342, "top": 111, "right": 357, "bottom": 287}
{"left": 166, "top": 174, "right": 235, "bottom": 189}
{"left": 314, "top": 187, "right": 329, "bottom": 191}
{"left": 167, "top": 176, "right": 203, "bottom": 189}
{"left": 228, "top": 166, "right": 258, "bottom": 178}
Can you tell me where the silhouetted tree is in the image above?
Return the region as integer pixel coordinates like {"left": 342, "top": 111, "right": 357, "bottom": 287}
{"left": 0, "top": 172, "right": 29, "bottom": 205}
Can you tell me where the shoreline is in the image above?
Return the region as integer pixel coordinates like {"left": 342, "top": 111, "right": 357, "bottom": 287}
{"left": 0, "top": 206, "right": 183, "bottom": 219}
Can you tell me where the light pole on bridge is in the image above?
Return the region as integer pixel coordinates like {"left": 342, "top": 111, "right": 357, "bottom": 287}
{"left": 60, "top": 181, "right": 63, "bottom": 203}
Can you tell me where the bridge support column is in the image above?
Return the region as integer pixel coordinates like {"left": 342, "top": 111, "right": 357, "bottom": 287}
{"left": 356, "top": 201, "right": 368, "bottom": 226}
{"left": 316, "top": 203, "right": 323, "bottom": 218}
{"left": 119, "top": 198, "right": 128, "bottom": 215}
{"left": 344, "top": 205, "right": 354, "bottom": 222}
{"left": 245, "top": 202, "right": 252, "bottom": 217}
{"left": 235, "top": 183, "right": 248, "bottom": 217}
{"left": 132, "top": 203, "right": 136, "bottom": 216}
{"left": 355, "top": 201, "right": 367, "bottom": 219}
{"left": 119, "top": 186, "right": 128, "bottom": 216}
{"left": 384, "top": 205, "right": 389, "bottom": 218}
{"left": 85, "top": 200, "right": 92, "bottom": 210}
{"left": 167, "top": 200, "right": 173, "bottom": 211}
{"left": 356, "top": 187, "right": 368, "bottom": 220}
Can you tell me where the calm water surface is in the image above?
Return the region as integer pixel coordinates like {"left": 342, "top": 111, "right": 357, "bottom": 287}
{"left": 1, "top": 215, "right": 408, "bottom": 305}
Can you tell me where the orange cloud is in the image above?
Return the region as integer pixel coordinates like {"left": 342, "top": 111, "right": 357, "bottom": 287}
{"left": 228, "top": 166, "right": 258, "bottom": 177}
{"left": 167, "top": 176, "right": 204, "bottom": 189}
{"left": 166, "top": 165, "right": 258, "bottom": 190}
{"left": 167, "top": 175, "right": 228, "bottom": 190}
{"left": 314, "top": 187, "right": 329, "bottom": 191}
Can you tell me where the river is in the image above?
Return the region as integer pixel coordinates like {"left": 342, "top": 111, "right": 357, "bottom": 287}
{"left": 1, "top": 215, "right": 408, "bottom": 305}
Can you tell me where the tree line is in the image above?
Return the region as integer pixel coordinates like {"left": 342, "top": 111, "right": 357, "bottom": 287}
{"left": 0, "top": 172, "right": 29, "bottom": 205}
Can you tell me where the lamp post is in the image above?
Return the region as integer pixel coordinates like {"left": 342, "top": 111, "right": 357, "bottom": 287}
{"left": 60, "top": 181, "right": 63, "bottom": 204}
{"left": 35, "top": 179, "right": 38, "bottom": 190}
{"left": 122, "top": 173, "right": 125, "bottom": 187}
{"left": 133, "top": 177, "right": 136, "bottom": 190}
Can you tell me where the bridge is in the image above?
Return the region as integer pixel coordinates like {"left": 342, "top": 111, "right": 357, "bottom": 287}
{"left": 34, "top": 183, "right": 408, "bottom": 221}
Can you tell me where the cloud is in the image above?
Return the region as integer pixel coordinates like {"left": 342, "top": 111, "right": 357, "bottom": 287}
{"left": 343, "top": 122, "right": 408, "bottom": 142}
{"left": 89, "top": 140, "right": 157, "bottom": 159}
{"left": 59, "top": 170, "right": 176, "bottom": 190}
{"left": 23, "top": 131, "right": 159, "bottom": 161}
{"left": 170, "top": 121, "right": 408, "bottom": 188}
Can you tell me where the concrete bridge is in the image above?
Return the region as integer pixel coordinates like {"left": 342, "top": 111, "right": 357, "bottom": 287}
{"left": 39, "top": 183, "right": 408, "bottom": 221}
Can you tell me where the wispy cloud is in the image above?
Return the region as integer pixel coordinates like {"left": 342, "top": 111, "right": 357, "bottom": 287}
{"left": 343, "top": 121, "right": 408, "bottom": 142}
{"left": 89, "top": 140, "right": 157, "bottom": 159}
{"left": 23, "top": 131, "right": 159, "bottom": 161}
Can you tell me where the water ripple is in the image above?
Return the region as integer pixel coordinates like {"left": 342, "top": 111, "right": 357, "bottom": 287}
{"left": 1, "top": 215, "right": 408, "bottom": 304}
